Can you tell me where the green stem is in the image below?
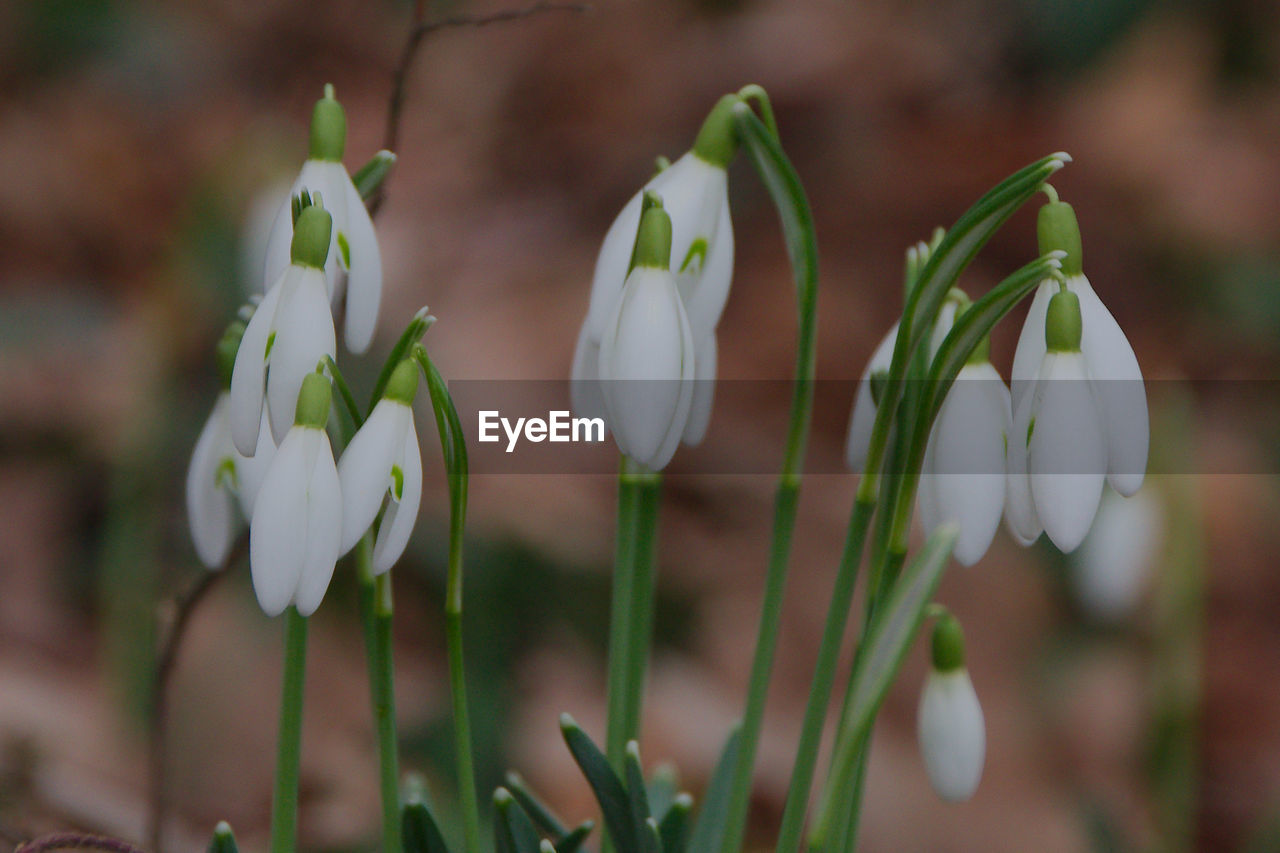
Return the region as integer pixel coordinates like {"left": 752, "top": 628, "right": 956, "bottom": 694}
{"left": 774, "top": 497, "right": 875, "bottom": 853}
{"left": 604, "top": 459, "right": 640, "bottom": 774}
{"left": 270, "top": 608, "right": 308, "bottom": 853}
{"left": 358, "top": 540, "right": 403, "bottom": 853}
{"left": 719, "top": 481, "right": 799, "bottom": 853}
{"left": 624, "top": 474, "right": 662, "bottom": 741}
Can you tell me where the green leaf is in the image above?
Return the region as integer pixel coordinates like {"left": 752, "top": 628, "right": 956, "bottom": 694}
{"left": 354, "top": 149, "right": 397, "bottom": 201}
{"left": 496, "top": 788, "right": 544, "bottom": 853}
{"left": 645, "top": 764, "right": 680, "bottom": 824}
{"left": 560, "top": 713, "right": 638, "bottom": 853}
{"left": 402, "top": 799, "right": 451, "bottom": 853}
{"left": 686, "top": 725, "right": 741, "bottom": 853}
{"left": 642, "top": 818, "right": 663, "bottom": 853}
{"left": 369, "top": 307, "right": 433, "bottom": 411}
{"left": 207, "top": 821, "right": 239, "bottom": 853}
{"left": 505, "top": 771, "right": 569, "bottom": 838}
{"left": 730, "top": 102, "right": 819, "bottom": 481}
{"left": 809, "top": 524, "right": 960, "bottom": 845}
{"left": 624, "top": 742, "right": 659, "bottom": 853}
{"left": 554, "top": 821, "right": 595, "bottom": 853}
{"left": 657, "top": 793, "right": 692, "bottom": 853}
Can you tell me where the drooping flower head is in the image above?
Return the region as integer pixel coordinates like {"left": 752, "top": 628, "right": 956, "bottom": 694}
{"left": 262, "top": 84, "right": 383, "bottom": 354}
{"left": 1011, "top": 199, "right": 1148, "bottom": 497}
{"left": 917, "top": 295, "right": 1013, "bottom": 567}
{"left": 250, "top": 371, "right": 342, "bottom": 617}
{"left": 917, "top": 613, "right": 985, "bottom": 802}
{"left": 574, "top": 93, "right": 740, "bottom": 446}
{"left": 186, "top": 317, "right": 276, "bottom": 568}
{"left": 597, "top": 193, "right": 696, "bottom": 471}
{"left": 1006, "top": 288, "right": 1108, "bottom": 552}
{"left": 338, "top": 359, "right": 423, "bottom": 574}
{"left": 231, "top": 197, "right": 337, "bottom": 455}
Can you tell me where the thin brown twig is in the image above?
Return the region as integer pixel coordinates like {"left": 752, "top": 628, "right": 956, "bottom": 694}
{"left": 369, "top": 0, "right": 591, "bottom": 215}
{"left": 14, "top": 834, "right": 148, "bottom": 853}
{"left": 144, "top": 535, "right": 245, "bottom": 853}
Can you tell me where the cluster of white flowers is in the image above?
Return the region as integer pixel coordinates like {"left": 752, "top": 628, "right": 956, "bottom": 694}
{"left": 846, "top": 199, "right": 1149, "bottom": 803}
{"left": 186, "top": 86, "right": 423, "bottom": 618}
{"left": 571, "top": 96, "right": 739, "bottom": 471}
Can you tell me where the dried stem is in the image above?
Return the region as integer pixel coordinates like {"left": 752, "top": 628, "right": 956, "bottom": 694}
{"left": 370, "top": 0, "right": 591, "bottom": 214}
{"left": 15, "top": 833, "right": 149, "bottom": 853}
{"left": 145, "top": 535, "right": 245, "bottom": 853}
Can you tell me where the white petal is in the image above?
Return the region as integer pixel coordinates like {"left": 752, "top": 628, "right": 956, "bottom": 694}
{"left": 570, "top": 320, "right": 609, "bottom": 429}
{"left": 1004, "top": 385, "right": 1042, "bottom": 546}
{"left": 1029, "top": 353, "right": 1106, "bottom": 552}
{"left": 584, "top": 154, "right": 729, "bottom": 344}
{"left": 682, "top": 333, "right": 717, "bottom": 446}
{"left": 249, "top": 427, "right": 311, "bottom": 616}
{"left": 1073, "top": 487, "right": 1162, "bottom": 621}
{"left": 372, "top": 420, "right": 423, "bottom": 574}
{"left": 266, "top": 269, "right": 336, "bottom": 443}
{"left": 294, "top": 432, "right": 342, "bottom": 617}
{"left": 929, "top": 364, "right": 1010, "bottom": 565}
{"left": 229, "top": 272, "right": 288, "bottom": 455}
{"left": 340, "top": 170, "right": 382, "bottom": 354}
{"left": 672, "top": 162, "right": 732, "bottom": 342}
{"left": 845, "top": 323, "right": 898, "bottom": 472}
{"left": 1010, "top": 280, "right": 1055, "bottom": 409}
{"left": 1072, "top": 275, "right": 1148, "bottom": 496}
{"left": 261, "top": 193, "right": 294, "bottom": 296}
{"left": 917, "top": 668, "right": 986, "bottom": 802}
{"left": 337, "top": 400, "right": 407, "bottom": 556}
{"left": 186, "top": 393, "right": 239, "bottom": 568}
{"left": 599, "top": 267, "right": 693, "bottom": 469}
{"left": 236, "top": 409, "right": 277, "bottom": 519}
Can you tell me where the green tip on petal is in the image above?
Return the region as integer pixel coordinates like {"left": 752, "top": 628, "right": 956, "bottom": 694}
{"left": 692, "top": 93, "right": 740, "bottom": 169}
{"left": 295, "top": 372, "right": 333, "bottom": 429}
{"left": 309, "top": 84, "right": 347, "bottom": 162}
{"left": 208, "top": 820, "right": 239, "bottom": 853}
{"left": 291, "top": 204, "right": 333, "bottom": 269}
{"left": 215, "top": 319, "right": 247, "bottom": 389}
{"left": 1045, "top": 289, "right": 1083, "bottom": 353}
{"left": 931, "top": 612, "right": 966, "bottom": 672}
{"left": 629, "top": 194, "right": 673, "bottom": 272}
{"left": 1037, "top": 200, "right": 1083, "bottom": 276}
{"left": 384, "top": 359, "right": 419, "bottom": 404}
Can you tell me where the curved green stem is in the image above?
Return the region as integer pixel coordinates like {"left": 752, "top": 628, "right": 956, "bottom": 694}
{"left": 270, "top": 608, "right": 308, "bottom": 853}
{"left": 358, "top": 538, "right": 403, "bottom": 853}
{"left": 605, "top": 457, "right": 640, "bottom": 772}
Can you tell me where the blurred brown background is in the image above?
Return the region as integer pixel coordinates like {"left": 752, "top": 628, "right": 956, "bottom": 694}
{"left": 3, "top": 0, "right": 1280, "bottom": 850}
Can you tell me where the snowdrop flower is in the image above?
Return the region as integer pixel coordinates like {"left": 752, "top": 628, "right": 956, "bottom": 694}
{"left": 1006, "top": 289, "right": 1107, "bottom": 552}
{"left": 917, "top": 614, "right": 985, "bottom": 802}
{"left": 250, "top": 372, "right": 342, "bottom": 618}
{"left": 1072, "top": 486, "right": 1162, "bottom": 621}
{"left": 573, "top": 94, "right": 737, "bottom": 445}
{"left": 262, "top": 84, "right": 382, "bottom": 354}
{"left": 844, "top": 323, "right": 896, "bottom": 473}
{"left": 231, "top": 200, "right": 337, "bottom": 454}
{"left": 597, "top": 195, "right": 696, "bottom": 471}
{"left": 187, "top": 321, "right": 276, "bottom": 567}
{"left": 917, "top": 331, "right": 1012, "bottom": 566}
{"left": 338, "top": 360, "right": 423, "bottom": 574}
{"left": 1012, "top": 199, "right": 1147, "bottom": 496}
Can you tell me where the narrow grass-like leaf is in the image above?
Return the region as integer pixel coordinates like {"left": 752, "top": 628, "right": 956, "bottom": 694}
{"left": 624, "top": 741, "right": 655, "bottom": 843}
{"left": 354, "top": 150, "right": 397, "bottom": 201}
{"left": 731, "top": 103, "right": 818, "bottom": 479}
{"left": 646, "top": 764, "right": 680, "bottom": 824}
{"left": 554, "top": 821, "right": 595, "bottom": 853}
{"left": 642, "top": 818, "right": 663, "bottom": 853}
{"left": 495, "top": 788, "right": 544, "bottom": 853}
{"left": 809, "top": 525, "right": 959, "bottom": 845}
{"left": 207, "top": 821, "right": 239, "bottom": 853}
{"left": 370, "top": 307, "right": 433, "bottom": 410}
{"left": 560, "top": 714, "right": 638, "bottom": 853}
{"left": 657, "top": 794, "right": 693, "bottom": 853}
{"left": 506, "top": 771, "right": 569, "bottom": 838}
{"left": 687, "top": 725, "right": 741, "bottom": 853}
{"left": 402, "top": 799, "right": 451, "bottom": 853}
